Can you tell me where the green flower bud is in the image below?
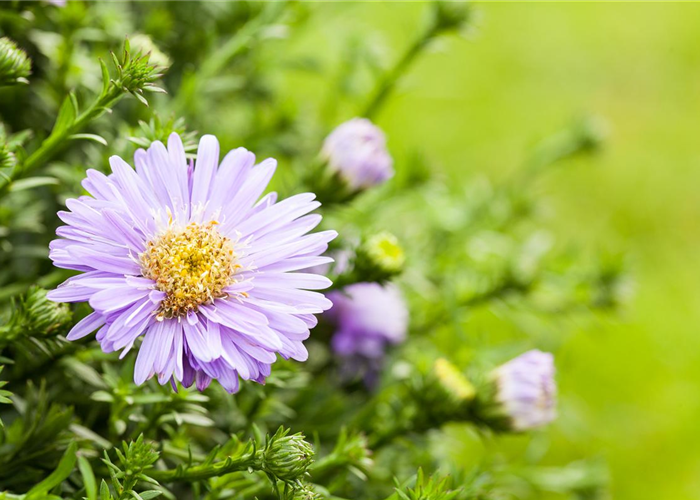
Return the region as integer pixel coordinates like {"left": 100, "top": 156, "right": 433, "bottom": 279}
{"left": 424, "top": 358, "right": 476, "bottom": 422}
{"left": 111, "top": 39, "right": 168, "bottom": 106}
{"left": 291, "top": 483, "right": 322, "bottom": 500}
{"left": 434, "top": 358, "right": 476, "bottom": 402}
{"left": 0, "top": 141, "right": 16, "bottom": 171}
{"left": 432, "top": 1, "right": 474, "bottom": 34}
{"left": 0, "top": 37, "right": 31, "bottom": 86}
{"left": 573, "top": 115, "right": 608, "bottom": 153}
{"left": 261, "top": 427, "right": 314, "bottom": 482}
{"left": 0, "top": 287, "right": 72, "bottom": 346}
{"left": 354, "top": 232, "right": 405, "bottom": 282}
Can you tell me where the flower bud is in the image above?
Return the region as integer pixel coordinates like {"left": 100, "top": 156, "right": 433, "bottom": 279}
{"left": 0, "top": 287, "right": 72, "bottom": 347}
{"left": 0, "top": 137, "right": 16, "bottom": 170}
{"left": 486, "top": 350, "right": 557, "bottom": 432}
{"left": 261, "top": 428, "right": 314, "bottom": 482}
{"left": 0, "top": 37, "right": 31, "bottom": 86}
{"left": 432, "top": 1, "right": 474, "bottom": 34}
{"left": 434, "top": 358, "right": 476, "bottom": 405}
{"left": 416, "top": 358, "right": 476, "bottom": 423}
{"left": 354, "top": 232, "right": 405, "bottom": 282}
{"left": 321, "top": 118, "right": 394, "bottom": 192}
{"left": 291, "top": 484, "right": 321, "bottom": 500}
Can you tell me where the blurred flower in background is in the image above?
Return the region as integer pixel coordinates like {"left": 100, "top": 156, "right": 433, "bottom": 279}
{"left": 487, "top": 350, "right": 557, "bottom": 431}
{"left": 321, "top": 118, "right": 394, "bottom": 192}
{"left": 327, "top": 282, "right": 408, "bottom": 385}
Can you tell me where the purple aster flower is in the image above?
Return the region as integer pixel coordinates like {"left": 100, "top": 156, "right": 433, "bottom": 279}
{"left": 48, "top": 133, "right": 336, "bottom": 393}
{"left": 321, "top": 118, "right": 394, "bottom": 191}
{"left": 327, "top": 282, "right": 407, "bottom": 384}
{"left": 490, "top": 350, "right": 557, "bottom": 431}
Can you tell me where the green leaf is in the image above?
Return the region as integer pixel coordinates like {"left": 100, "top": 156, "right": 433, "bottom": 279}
{"left": 138, "top": 491, "right": 162, "bottom": 500}
{"left": 62, "top": 358, "right": 108, "bottom": 389}
{"left": 9, "top": 176, "right": 59, "bottom": 192}
{"left": 158, "top": 412, "right": 214, "bottom": 427}
{"left": 130, "top": 393, "right": 171, "bottom": 405}
{"left": 68, "top": 133, "right": 108, "bottom": 146}
{"left": 143, "top": 85, "right": 167, "bottom": 94}
{"left": 100, "top": 58, "right": 111, "bottom": 95}
{"left": 99, "top": 479, "right": 112, "bottom": 500}
{"left": 133, "top": 91, "right": 149, "bottom": 107}
{"left": 51, "top": 96, "right": 76, "bottom": 138}
{"left": 91, "top": 390, "right": 115, "bottom": 403}
{"left": 69, "top": 92, "right": 80, "bottom": 116}
{"left": 70, "top": 424, "right": 113, "bottom": 449}
{"left": 25, "top": 441, "right": 78, "bottom": 499}
{"left": 78, "top": 456, "right": 97, "bottom": 500}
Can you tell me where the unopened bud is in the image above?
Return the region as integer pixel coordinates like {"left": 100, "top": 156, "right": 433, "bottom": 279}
{"left": 0, "top": 37, "right": 31, "bottom": 86}
{"left": 432, "top": 1, "right": 474, "bottom": 34}
{"left": 483, "top": 350, "right": 557, "bottom": 432}
{"left": 321, "top": 118, "right": 393, "bottom": 192}
{"left": 355, "top": 232, "right": 405, "bottom": 281}
{"left": 261, "top": 427, "right": 314, "bottom": 482}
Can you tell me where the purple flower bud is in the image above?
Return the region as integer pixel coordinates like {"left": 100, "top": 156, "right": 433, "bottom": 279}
{"left": 322, "top": 118, "right": 394, "bottom": 191}
{"left": 490, "top": 350, "right": 557, "bottom": 431}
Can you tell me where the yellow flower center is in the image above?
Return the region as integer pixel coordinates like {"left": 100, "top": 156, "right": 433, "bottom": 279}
{"left": 140, "top": 221, "right": 239, "bottom": 319}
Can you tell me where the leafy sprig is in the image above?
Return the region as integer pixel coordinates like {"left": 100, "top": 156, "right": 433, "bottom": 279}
{"left": 0, "top": 39, "right": 166, "bottom": 196}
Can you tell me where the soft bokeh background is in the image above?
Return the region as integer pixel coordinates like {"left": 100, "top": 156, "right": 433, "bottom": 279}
{"left": 286, "top": 3, "right": 700, "bottom": 500}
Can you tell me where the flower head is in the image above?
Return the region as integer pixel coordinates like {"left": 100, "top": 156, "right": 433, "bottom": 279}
{"left": 490, "top": 350, "right": 557, "bottom": 431}
{"left": 321, "top": 118, "right": 393, "bottom": 191}
{"left": 327, "top": 282, "right": 407, "bottom": 384}
{"left": 49, "top": 133, "right": 336, "bottom": 393}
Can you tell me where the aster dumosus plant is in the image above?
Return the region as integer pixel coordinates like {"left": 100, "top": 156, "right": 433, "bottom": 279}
{"left": 0, "top": 3, "right": 624, "bottom": 499}
{"left": 48, "top": 133, "right": 336, "bottom": 393}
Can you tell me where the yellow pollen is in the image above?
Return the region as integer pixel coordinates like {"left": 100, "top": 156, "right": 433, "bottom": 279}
{"left": 140, "top": 221, "right": 238, "bottom": 319}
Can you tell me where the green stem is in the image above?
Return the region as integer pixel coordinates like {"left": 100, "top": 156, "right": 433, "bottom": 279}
{"left": 25, "top": 92, "right": 121, "bottom": 174}
{"left": 362, "top": 24, "right": 438, "bottom": 119}
{"left": 150, "top": 453, "right": 259, "bottom": 483}
{"left": 0, "top": 87, "right": 123, "bottom": 196}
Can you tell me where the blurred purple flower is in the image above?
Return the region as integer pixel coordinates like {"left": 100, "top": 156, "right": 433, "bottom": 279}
{"left": 327, "top": 282, "right": 407, "bottom": 383}
{"left": 322, "top": 118, "right": 394, "bottom": 191}
{"left": 491, "top": 350, "right": 557, "bottom": 431}
{"left": 48, "top": 133, "right": 336, "bottom": 393}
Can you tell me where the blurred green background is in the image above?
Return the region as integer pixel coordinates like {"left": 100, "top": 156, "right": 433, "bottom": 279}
{"left": 287, "top": 3, "right": 700, "bottom": 500}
